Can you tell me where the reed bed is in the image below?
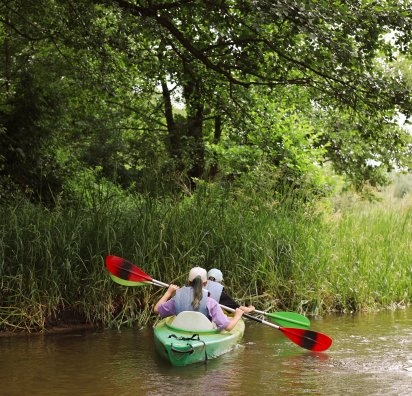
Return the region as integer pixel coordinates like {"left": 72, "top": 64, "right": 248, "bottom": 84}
{"left": 0, "top": 182, "right": 410, "bottom": 332}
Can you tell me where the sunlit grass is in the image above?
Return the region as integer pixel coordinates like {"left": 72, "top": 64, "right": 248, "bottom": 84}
{"left": 289, "top": 185, "right": 412, "bottom": 314}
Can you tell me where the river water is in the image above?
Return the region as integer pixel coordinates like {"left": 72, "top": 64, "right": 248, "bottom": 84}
{"left": 0, "top": 307, "right": 410, "bottom": 395}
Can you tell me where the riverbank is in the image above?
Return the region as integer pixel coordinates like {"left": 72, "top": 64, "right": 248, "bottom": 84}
{"left": 0, "top": 324, "right": 97, "bottom": 337}
{"left": 0, "top": 307, "right": 99, "bottom": 336}
{"left": 1, "top": 182, "right": 411, "bottom": 333}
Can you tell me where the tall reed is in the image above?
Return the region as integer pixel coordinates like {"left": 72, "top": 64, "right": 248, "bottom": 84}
{"left": 0, "top": 180, "right": 410, "bottom": 332}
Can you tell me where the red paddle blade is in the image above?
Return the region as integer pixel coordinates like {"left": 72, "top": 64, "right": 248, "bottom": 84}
{"left": 106, "top": 256, "right": 153, "bottom": 283}
{"left": 280, "top": 327, "right": 332, "bottom": 352}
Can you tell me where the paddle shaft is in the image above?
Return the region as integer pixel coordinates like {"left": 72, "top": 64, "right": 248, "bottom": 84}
{"left": 221, "top": 305, "right": 281, "bottom": 330}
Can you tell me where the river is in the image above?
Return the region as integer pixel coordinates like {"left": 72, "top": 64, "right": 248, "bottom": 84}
{"left": 0, "top": 307, "right": 410, "bottom": 395}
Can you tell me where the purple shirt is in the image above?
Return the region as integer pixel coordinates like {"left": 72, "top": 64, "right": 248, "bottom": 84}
{"left": 157, "top": 297, "right": 231, "bottom": 330}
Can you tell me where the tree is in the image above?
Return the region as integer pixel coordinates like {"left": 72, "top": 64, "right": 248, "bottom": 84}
{"left": 92, "top": 0, "right": 411, "bottom": 185}
{"left": 1, "top": 0, "right": 411, "bottom": 200}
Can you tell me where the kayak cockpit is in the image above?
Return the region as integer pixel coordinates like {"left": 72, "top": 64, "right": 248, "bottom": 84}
{"left": 165, "top": 311, "right": 220, "bottom": 334}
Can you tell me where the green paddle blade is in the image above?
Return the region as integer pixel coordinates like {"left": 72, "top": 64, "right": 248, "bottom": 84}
{"left": 110, "top": 274, "right": 151, "bottom": 287}
{"left": 266, "top": 312, "right": 310, "bottom": 329}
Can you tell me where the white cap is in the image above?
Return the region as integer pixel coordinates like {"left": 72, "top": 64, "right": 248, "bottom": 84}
{"left": 188, "top": 267, "right": 207, "bottom": 282}
{"left": 208, "top": 268, "right": 223, "bottom": 283}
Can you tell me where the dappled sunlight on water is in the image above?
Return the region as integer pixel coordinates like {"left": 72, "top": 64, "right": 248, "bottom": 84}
{"left": 0, "top": 307, "right": 411, "bottom": 395}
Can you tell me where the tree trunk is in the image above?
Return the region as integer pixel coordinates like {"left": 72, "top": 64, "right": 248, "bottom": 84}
{"left": 160, "top": 79, "right": 183, "bottom": 170}
{"left": 182, "top": 64, "right": 205, "bottom": 182}
{"left": 186, "top": 100, "right": 205, "bottom": 180}
{"left": 209, "top": 114, "right": 222, "bottom": 179}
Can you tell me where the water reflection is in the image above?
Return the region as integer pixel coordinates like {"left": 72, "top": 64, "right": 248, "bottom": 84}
{"left": 0, "top": 308, "right": 411, "bottom": 395}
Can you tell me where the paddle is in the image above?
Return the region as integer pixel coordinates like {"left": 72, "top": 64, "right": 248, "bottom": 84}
{"left": 253, "top": 309, "right": 310, "bottom": 329}
{"left": 220, "top": 305, "right": 330, "bottom": 352}
{"left": 111, "top": 272, "right": 308, "bottom": 328}
{"left": 108, "top": 255, "right": 309, "bottom": 329}
{"left": 105, "top": 255, "right": 332, "bottom": 352}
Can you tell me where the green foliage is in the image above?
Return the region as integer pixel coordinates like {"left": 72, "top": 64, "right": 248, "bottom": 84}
{"left": 1, "top": 0, "right": 412, "bottom": 330}
{"left": 2, "top": 0, "right": 411, "bottom": 202}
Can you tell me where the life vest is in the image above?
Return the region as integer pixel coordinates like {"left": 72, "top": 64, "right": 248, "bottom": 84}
{"left": 206, "top": 280, "right": 224, "bottom": 302}
{"left": 173, "top": 286, "right": 209, "bottom": 317}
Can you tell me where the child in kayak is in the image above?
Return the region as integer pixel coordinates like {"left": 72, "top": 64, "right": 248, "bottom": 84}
{"left": 207, "top": 268, "right": 255, "bottom": 313}
{"left": 154, "top": 267, "right": 243, "bottom": 331}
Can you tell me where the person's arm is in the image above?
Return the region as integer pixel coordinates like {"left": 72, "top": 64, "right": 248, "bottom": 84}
{"left": 219, "top": 290, "right": 240, "bottom": 309}
{"left": 220, "top": 290, "right": 255, "bottom": 313}
{"left": 207, "top": 298, "right": 243, "bottom": 331}
{"left": 224, "top": 307, "right": 244, "bottom": 331}
{"left": 153, "top": 284, "right": 179, "bottom": 315}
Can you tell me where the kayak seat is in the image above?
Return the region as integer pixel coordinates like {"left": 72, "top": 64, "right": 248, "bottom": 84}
{"left": 171, "top": 311, "right": 214, "bottom": 331}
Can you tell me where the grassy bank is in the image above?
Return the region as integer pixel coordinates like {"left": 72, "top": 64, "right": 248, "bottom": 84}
{"left": 0, "top": 181, "right": 411, "bottom": 332}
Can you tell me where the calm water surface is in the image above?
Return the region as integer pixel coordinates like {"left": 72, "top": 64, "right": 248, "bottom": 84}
{"left": 0, "top": 307, "right": 411, "bottom": 395}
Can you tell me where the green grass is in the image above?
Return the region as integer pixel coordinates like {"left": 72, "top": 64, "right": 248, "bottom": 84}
{"left": 0, "top": 180, "right": 410, "bottom": 332}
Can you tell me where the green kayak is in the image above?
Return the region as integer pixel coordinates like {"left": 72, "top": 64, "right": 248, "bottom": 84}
{"left": 153, "top": 311, "right": 245, "bottom": 367}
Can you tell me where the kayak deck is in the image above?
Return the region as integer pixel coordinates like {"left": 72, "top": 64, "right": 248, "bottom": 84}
{"left": 153, "top": 313, "right": 245, "bottom": 367}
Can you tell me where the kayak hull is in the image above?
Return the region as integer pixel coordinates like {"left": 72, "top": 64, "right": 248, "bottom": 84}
{"left": 153, "top": 316, "right": 245, "bottom": 367}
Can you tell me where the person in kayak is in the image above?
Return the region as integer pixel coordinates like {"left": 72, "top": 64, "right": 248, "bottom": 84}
{"left": 154, "top": 267, "right": 244, "bottom": 331}
{"left": 207, "top": 268, "right": 255, "bottom": 313}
